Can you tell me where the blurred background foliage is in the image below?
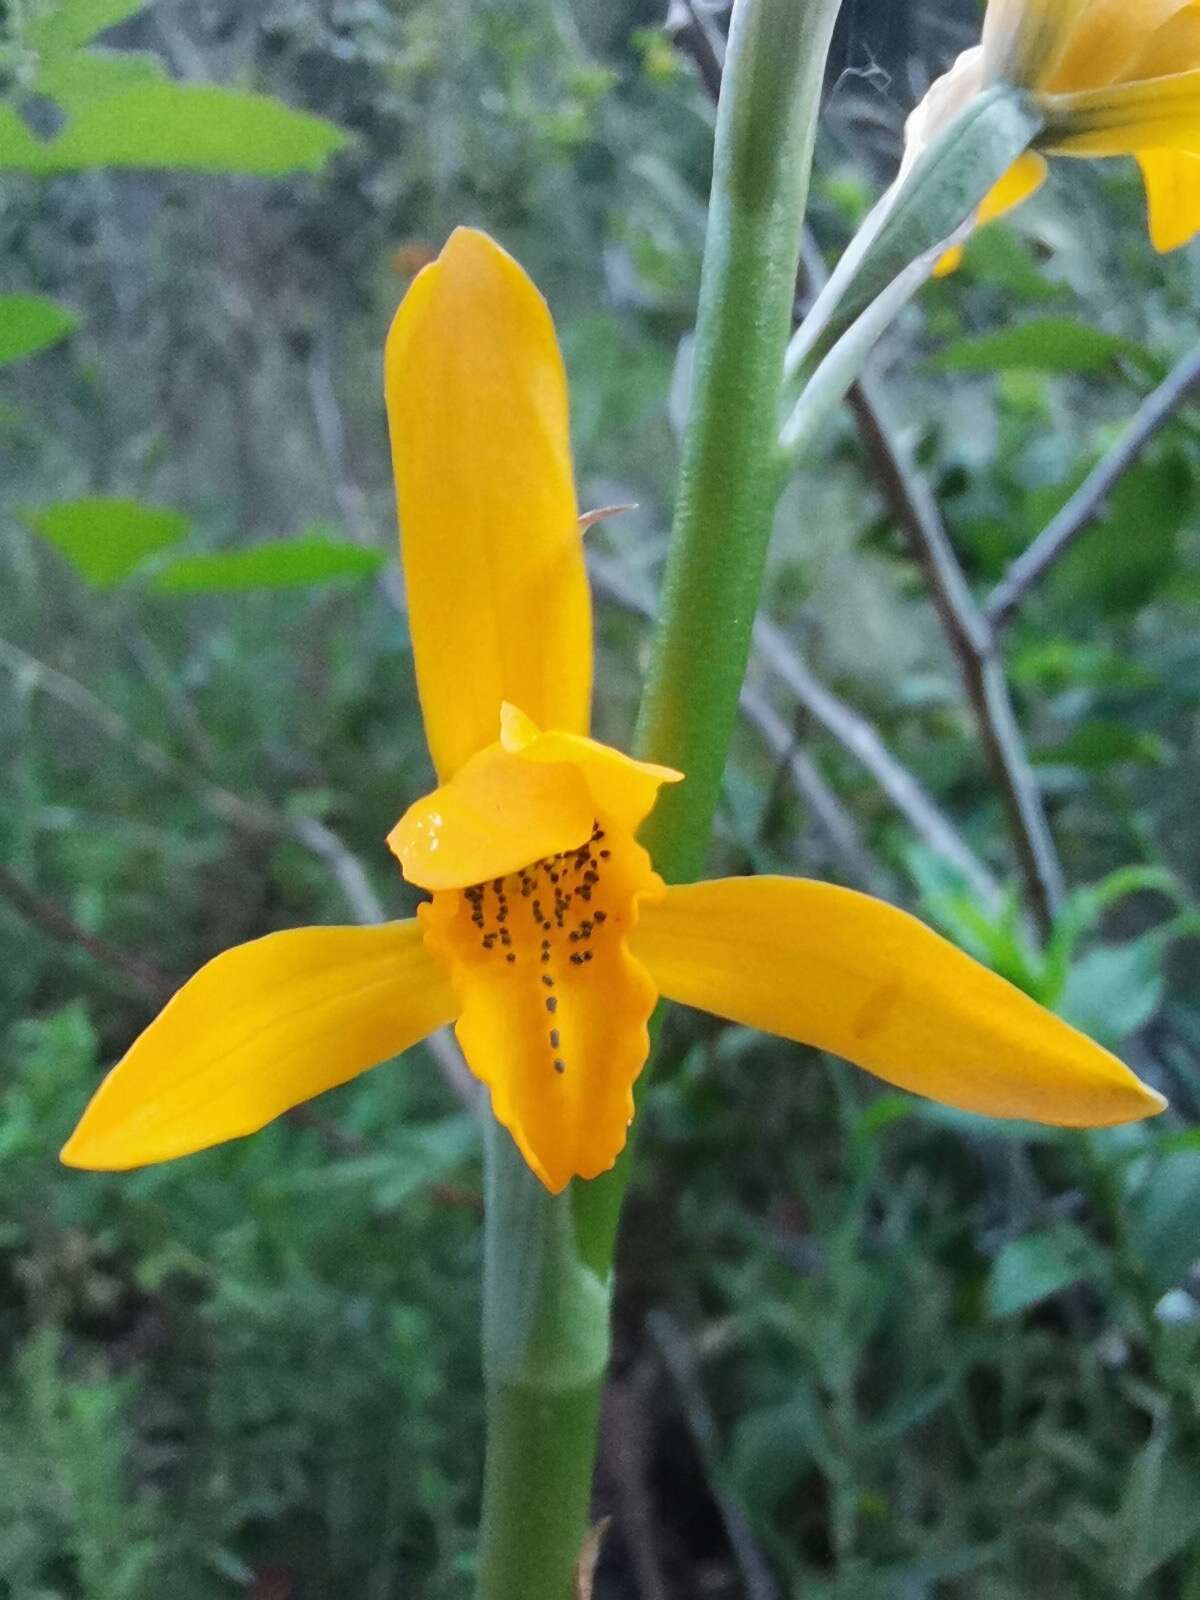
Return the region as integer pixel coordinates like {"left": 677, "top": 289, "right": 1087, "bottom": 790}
{"left": 3, "top": 0, "right": 1200, "bottom": 1595}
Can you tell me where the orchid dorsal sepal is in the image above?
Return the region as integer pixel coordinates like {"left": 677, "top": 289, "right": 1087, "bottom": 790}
{"left": 783, "top": 83, "right": 1044, "bottom": 387}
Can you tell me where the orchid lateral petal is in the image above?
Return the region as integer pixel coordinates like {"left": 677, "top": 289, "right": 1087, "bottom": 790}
{"left": 61, "top": 922, "right": 457, "bottom": 1169}
{"left": 634, "top": 878, "right": 1166, "bottom": 1128}
{"left": 388, "top": 738, "right": 595, "bottom": 893}
{"left": 385, "top": 227, "right": 592, "bottom": 782}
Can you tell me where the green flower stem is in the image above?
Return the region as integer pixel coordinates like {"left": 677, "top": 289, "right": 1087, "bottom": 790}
{"left": 477, "top": 4, "right": 841, "bottom": 1592}
{"left": 572, "top": 0, "right": 843, "bottom": 1283}
{"left": 477, "top": 1121, "right": 612, "bottom": 1600}
{"left": 632, "top": 0, "right": 843, "bottom": 888}
{"left": 572, "top": 0, "right": 843, "bottom": 1298}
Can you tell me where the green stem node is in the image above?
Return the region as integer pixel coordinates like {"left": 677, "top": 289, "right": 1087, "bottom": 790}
{"left": 477, "top": 1121, "right": 612, "bottom": 1600}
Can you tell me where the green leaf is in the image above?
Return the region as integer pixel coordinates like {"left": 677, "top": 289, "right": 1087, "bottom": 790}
{"left": 1129, "top": 1151, "right": 1200, "bottom": 1296}
{"left": 1035, "top": 720, "right": 1168, "bottom": 772}
{"left": 985, "top": 1222, "right": 1104, "bottom": 1318}
{"left": 1042, "top": 866, "right": 1182, "bottom": 999}
{"left": 1111, "top": 1426, "right": 1200, "bottom": 1589}
{"left": 152, "top": 536, "right": 385, "bottom": 593}
{"left": 0, "top": 293, "right": 77, "bottom": 366}
{"left": 1058, "top": 937, "right": 1167, "bottom": 1047}
{"left": 952, "top": 221, "right": 1066, "bottom": 302}
{"left": 18, "top": 498, "right": 189, "bottom": 586}
{"left": 24, "top": 0, "right": 147, "bottom": 54}
{"left": 32, "top": 48, "right": 168, "bottom": 112}
{"left": 261, "top": 1116, "right": 478, "bottom": 1209}
{"left": 0, "top": 84, "right": 349, "bottom": 175}
{"left": 1054, "top": 455, "right": 1189, "bottom": 616}
{"left": 937, "top": 317, "right": 1152, "bottom": 375}
{"left": 728, "top": 1387, "right": 834, "bottom": 1516}
{"left": 0, "top": 108, "right": 50, "bottom": 170}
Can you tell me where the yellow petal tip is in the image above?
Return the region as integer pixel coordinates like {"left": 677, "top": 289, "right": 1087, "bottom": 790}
{"left": 441, "top": 224, "right": 511, "bottom": 268}
{"left": 499, "top": 700, "right": 542, "bottom": 752}
{"left": 58, "top": 1135, "right": 89, "bottom": 1170}
{"left": 59, "top": 1124, "right": 133, "bottom": 1172}
{"left": 1097, "top": 1070, "right": 1168, "bottom": 1126}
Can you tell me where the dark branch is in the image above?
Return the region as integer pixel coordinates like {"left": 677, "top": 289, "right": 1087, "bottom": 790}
{"left": 0, "top": 865, "right": 174, "bottom": 1002}
{"left": 985, "top": 342, "right": 1200, "bottom": 630}
{"left": 663, "top": 0, "right": 726, "bottom": 101}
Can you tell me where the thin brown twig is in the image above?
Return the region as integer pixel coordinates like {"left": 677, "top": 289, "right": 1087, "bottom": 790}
{"left": 752, "top": 616, "right": 1003, "bottom": 907}
{"left": 0, "top": 864, "right": 174, "bottom": 1002}
{"left": 984, "top": 342, "right": 1200, "bottom": 630}
{"left": 794, "top": 222, "right": 1064, "bottom": 927}
{"left": 740, "top": 684, "right": 899, "bottom": 896}
{"left": 600, "top": 1369, "right": 671, "bottom": 1600}
{"left": 588, "top": 553, "right": 1000, "bottom": 904}
{"left": 664, "top": 0, "right": 726, "bottom": 102}
{"left": 647, "top": 1311, "right": 779, "bottom": 1600}
{"left": 845, "top": 380, "right": 1065, "bottom": 931}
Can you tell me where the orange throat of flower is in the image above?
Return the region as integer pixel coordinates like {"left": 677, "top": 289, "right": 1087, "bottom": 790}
{"left": 419, "top": 813, "right": 663, "bottom": 1192}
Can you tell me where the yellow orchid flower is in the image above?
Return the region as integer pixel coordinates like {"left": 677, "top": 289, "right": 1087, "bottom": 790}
{"left": 908, "top": 0, "right": 1200, "bottom": 270}
{"left": 61, "top": 228, "right": 1165, "bottom": 1194}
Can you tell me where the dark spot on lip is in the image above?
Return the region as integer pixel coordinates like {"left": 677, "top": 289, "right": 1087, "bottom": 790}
{"left": 553, "top": 1059, "right": 566, "bottom": 1074}
{"left": 546, "top": 997, "right": 558, "bottom": 1013}
{"left": 550, "top": 1029, "right": 560, "bottom": 1048}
